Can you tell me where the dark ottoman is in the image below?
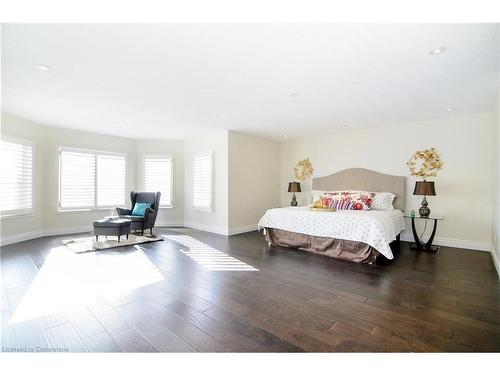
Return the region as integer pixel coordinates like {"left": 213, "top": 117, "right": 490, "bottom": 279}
{"left": 93, "top": 218, "right": 131, "bottom": 242}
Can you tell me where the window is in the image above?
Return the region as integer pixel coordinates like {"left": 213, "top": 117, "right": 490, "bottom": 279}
{"left": 60, "top": 150, "right": 95, "bottom": 209}
{"left": 59, "top": 148, "right": 126, "bottom": 210}
{"left": 97, "top": 154, "right": 126, "bottom": 207}
{"left": 144, "top": 157, "right": 173, "bottom": 207}
{"left": 0, "top": 138, "right": 33, "bottom": 216}
{"left": 193, "top": 151, "right": 213, "bottom": 211}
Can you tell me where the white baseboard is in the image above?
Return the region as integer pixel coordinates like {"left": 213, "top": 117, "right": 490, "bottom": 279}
{"left": 400, "top": 233, "right": 491, "bottom": 252}
{"left": 0, "top": 229, "right": 43, "bottom": 247}
{"left": 1, "top": 221, "right": 185, "bottom": 246}
{"left": 184, "top": 223, "right": 258, "bottom": 236}
{"left": 490, "top": 247, "right": 500, "bottom": 279}
{"left": 1, "top": 225, "right": 94, "bottom": 246}
{"left": 1, "top": 223, "right": 493, "bottom": 253}
{"left": 156, "top": 221, "right": 184, "bottom": 228}
{"left": 44, "top": 225, "right": 93, "bottom": 237}
{"left": 183, "top": 222, "right": 229, "bottom": 236}
{"left": 228, "top": 224, "right": 258, "bottom": 236}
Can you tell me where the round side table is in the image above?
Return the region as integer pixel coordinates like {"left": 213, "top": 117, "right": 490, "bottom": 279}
{"left": 404, "top": 215, "right": 444, "bottom": 252}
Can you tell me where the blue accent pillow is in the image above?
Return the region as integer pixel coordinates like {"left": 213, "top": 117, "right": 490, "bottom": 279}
{"left": 132, "top": 202, "right": 152, "bottom": 217}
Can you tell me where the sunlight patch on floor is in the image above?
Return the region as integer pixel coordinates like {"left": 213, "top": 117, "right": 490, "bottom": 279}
{"left": 10, "top": 246, "right": 163, "bottom": 324}
{"left": 164, "top": 234, "right": 259, "bottom": 271}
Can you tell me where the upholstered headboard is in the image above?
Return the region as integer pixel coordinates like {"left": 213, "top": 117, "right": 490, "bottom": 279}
{"left": 312, "top": 168, "right": 406, "bottom": 211}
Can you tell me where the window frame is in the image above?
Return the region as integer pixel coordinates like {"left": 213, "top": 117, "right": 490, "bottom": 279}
{"left": 192, "top": 149, "right": 214, "bottom": 212}
{"left": 58, "top": 146, "right": 127, "bottom": 211}
{"left": 0, "top": 136, "right": 34, "bottom": 218}
{"left": 143, "top": 155, "right": 174, "bottom": 209}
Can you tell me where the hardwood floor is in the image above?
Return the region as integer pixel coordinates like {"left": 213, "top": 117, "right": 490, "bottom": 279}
{"left": 1, "top": 227, "right": 499, "bottom": 352}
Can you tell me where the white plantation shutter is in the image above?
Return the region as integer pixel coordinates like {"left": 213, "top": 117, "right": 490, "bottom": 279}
{"left": 60, "top": 150, "right": 95, "bottom": 209}
{"left": 59, "top": 148, "right": 127, "bottom": 209}
{"left": 0, "top": 139, "right": 33, "bottom": 216}
{"left": 144, "top": 157, "right": 173, "bottom": 207}
{"left": 97, "top": 154, "right": 126, "bottom": 206}
{"left": 193, "top": 151, "right": 213, "bottom": 210}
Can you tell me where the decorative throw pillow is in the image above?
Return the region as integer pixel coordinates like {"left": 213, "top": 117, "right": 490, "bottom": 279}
{"left": 313, "top": 190, "right": 348, "bottom": 205}
{"left": 132, "top": 202, "right": 152, "bottom": 217}
{"left": 372, "top": 192, "right": 396, "bottom": 210}
{"left": 322, "top": 191, "right": 374, "bottom": 211}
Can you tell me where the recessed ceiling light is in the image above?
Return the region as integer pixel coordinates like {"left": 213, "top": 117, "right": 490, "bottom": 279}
{"left": 429, "top": 47, "right": 446, "bottom": 55}
{"left": 288, "top": 92, "right": 300, "bottom": 98}
{"left": 283, "top": 134, "right": 288, "bottom": 138}
{"left": 447, "top": 107, "right": 455, "bottom": 112}
{"left": 36, "top": 64, "right": 51, "bottom": 71}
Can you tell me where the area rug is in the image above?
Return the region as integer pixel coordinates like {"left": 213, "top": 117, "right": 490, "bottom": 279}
{"left": 62, "top": 234, "right": 163, "bottom": 254}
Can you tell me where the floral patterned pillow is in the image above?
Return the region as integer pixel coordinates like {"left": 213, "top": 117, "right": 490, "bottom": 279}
{"left": 322, "top": 191, "right": 375, "bottom": 211}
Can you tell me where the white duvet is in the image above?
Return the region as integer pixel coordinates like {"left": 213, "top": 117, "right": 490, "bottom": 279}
{"left": 257, "top": 207, "right": 405, "bottom": 259}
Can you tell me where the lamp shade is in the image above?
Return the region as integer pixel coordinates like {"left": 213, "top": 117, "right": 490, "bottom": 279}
{"left": 413, "top": 181, "right": 436, "bottom": 196}
{"left": 288, "top": 181, "right": 301, "bottom": 193}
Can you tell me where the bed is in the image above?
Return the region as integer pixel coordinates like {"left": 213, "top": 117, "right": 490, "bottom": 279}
{"left": 258, "top": 168, "right": 406, "bottom": 263}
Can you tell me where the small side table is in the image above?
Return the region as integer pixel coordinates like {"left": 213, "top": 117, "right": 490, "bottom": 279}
{"left": 404, "top": 215, "right": 444, "bottom": 252}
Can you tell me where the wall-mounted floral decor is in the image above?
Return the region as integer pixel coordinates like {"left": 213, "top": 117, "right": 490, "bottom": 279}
{"left": 407, "top": 147, "right": 443, "bottom": 179}
{"left": 294, "top": 158, "right": 314, "bottom": 181}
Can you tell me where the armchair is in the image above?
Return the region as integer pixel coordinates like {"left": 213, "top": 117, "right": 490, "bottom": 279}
{"left": 116, "top": 191, "right": 161, "bottom": 235}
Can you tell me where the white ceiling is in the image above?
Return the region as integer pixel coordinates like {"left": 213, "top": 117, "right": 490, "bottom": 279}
{"left": 2, "top": 24, "right": 499, "bottom": 141}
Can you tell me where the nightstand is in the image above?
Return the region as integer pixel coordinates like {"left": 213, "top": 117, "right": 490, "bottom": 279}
{"left": 403, "top": 214, "right": 444, "bottom": 252}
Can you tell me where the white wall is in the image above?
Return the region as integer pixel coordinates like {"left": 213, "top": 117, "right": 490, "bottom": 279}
{"left": 492, "top": 90, "right": 500, "bottom": 275}
{"left": 1, "top": 113, "right": 138, "bottom": 243}
{"left": 0, "top": 113, "right": 187, "bottom": 245}
{"left": 184, "top": 130, "right": 229, "bottom": 235}
{"left": 281, "top": 112, "right": 495, "bottom": 251}
{"left": 1, "top": 114, "right": 44, "bottom": 239}
{"left": 183, "top": 130, "right": 282, "bottom": 236}
{"left": 2, "top": 110, "right": 497, "bottom": 255}
{"left": 228, "top": 131, "right": 281, "bottom": 234}
{"left": 0, "top": 114, "right": 281, "bottom": 243}
{"left": 136, "top": 139, "right": 184, "bottom": 227}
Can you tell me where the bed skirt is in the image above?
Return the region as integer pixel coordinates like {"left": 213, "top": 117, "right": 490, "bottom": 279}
{"left": 264, "top": 228, "right": 384, "bottom": 264}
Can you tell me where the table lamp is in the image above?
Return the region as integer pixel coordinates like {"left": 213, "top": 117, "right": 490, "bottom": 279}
{"left": 413, "top": 181, "right": 436, "bottom": 218}
{"left": 288, "top": 182, "right": 301, "bottom": 206}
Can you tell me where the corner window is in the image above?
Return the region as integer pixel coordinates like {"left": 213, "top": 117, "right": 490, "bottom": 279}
{"left": 0, "top": 138, "right": 33, "bottom": 217}
{"left": 193, "top": 151, "right": 213, "bottom": 211}
{"left": 144, "top": 157, "right": 173, "bottom": 207}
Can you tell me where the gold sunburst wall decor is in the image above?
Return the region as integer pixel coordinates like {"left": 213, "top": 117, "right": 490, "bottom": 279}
{"left": 294, "top": 158, "right": 314, "bottom": 181}
{"left": 407, "top": 147, "right": 443, "bottom": 179}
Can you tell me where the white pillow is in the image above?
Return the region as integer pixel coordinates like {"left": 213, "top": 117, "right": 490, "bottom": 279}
{"left": 372, "top": 192, "right": 396, "bottom": 210}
